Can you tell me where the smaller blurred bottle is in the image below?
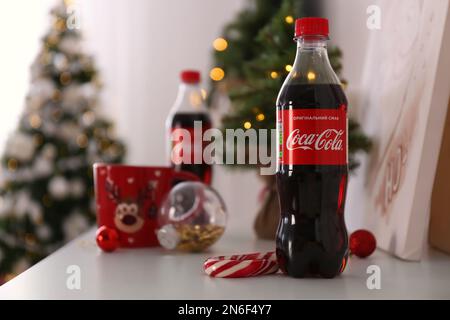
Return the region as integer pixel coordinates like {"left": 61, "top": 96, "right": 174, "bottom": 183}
{"left": 166, "top": 70, "right": 212, "bottom": 184}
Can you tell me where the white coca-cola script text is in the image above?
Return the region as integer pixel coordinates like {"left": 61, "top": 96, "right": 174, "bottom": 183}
{"left": 286, "top": 129, "right": 344, "bottom": 151}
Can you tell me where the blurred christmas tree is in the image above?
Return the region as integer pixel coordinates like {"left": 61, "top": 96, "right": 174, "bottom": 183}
{"left": 0, "top": 1, "right": 125, "bottom": 283}
{"left": 210, "top": 0, "right": 371, "bottom": 170}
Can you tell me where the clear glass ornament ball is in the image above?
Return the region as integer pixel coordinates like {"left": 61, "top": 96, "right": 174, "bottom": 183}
{"left": 157, "top": 182, "right": 227, "bottom": 252}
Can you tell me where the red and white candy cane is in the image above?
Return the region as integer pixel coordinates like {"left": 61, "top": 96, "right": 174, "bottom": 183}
{"left": 204, "top": 251, "right": 279, "bottom": 278}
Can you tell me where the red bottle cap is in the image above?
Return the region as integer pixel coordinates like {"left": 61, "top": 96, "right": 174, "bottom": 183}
{"left": 295, "top": 17, "right": 329, "bottom": 38}
{"left": 180, "top": 70, "right": 201, "bottom": 84}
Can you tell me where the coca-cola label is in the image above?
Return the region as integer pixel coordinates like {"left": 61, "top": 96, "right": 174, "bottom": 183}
{"left": 278, "top": 106, "right": 347, "bottom": 165}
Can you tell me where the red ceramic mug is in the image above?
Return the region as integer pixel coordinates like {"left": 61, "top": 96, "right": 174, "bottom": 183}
{"left": 94, "top": 164, "right": 199, "bottom": 247}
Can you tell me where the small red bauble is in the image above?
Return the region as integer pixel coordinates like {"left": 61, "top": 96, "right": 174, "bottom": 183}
{"left": 349, "top": 229, "right": 376, "bottom": 258}
{"left": 96, "top": 226, "right": 119, "bottom": 252}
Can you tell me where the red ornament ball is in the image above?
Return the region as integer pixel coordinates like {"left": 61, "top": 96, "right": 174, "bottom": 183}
{"left": 349, "top": 229, "right": 376, "bottom": 258}
{"left": 96, "top": 226, "right": 119, "bottom": 252}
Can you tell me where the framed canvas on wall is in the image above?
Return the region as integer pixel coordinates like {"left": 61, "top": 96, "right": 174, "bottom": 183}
{"left": 347, "top": 0, "right": 450, "bottom": 260}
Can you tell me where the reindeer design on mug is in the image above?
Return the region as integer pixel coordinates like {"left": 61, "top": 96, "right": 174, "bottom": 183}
{"left": 105, "top": 178, "right": 158, "bottom": 234}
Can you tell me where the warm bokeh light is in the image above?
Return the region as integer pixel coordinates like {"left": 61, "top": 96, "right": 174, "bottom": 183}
{"left": 285, "top": 16, "right": 294, "bottom": 24}
{"left": 210, "top": 67, "right": 225, "bottom": 81}
{"left": 76, "top": 134, "right": 88, "bottom": 148}
{"left": 270, "top": 71, "right": 279, "bottom": 79}
{"left": 307, "top": 71, "right": 316, "bottom": 81}
{"left": 42, "top": 194, "right": 52, "bottom": 207}
{"left": 7, "top": 158, "right": 18, "bottom": 172}
{"left": 285, "top": 64, "right": 292, "bottom": 72}
{"left": 34, "top": 134, "right": 44, "bottom": 146}
{"left": 82, "top": 111, "right": 96, "bottom": 126}
{"left": 189, "top": 92, "right": 202, "bottom": 107}
{"left": 256, "top": 113, "right": 265, "bottom": 121}
{"left": 201, "top": 88, "right": 207, "bottom": 100}
{"left": 59, "top": 71, "right": 72, "bottom": 85}
{"left": 29, "top": 114, "right": 42, "bottom": 129}
{"left": 213, "top": 37, "right": 228, "bottom": 51}
{"left": 243, "top": 121, "right": 252, "bottom": 129}
{"left": 52, "top": 89, "right": 61, "bottom": 102}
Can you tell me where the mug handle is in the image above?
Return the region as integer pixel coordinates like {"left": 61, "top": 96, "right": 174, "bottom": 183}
{"left": 172, "top": 170, "right": 201, "bottom": 183}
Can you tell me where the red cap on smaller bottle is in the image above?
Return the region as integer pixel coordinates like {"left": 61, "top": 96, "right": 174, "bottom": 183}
{"left": 180, "top": 70, "right": 201, "bottom": 84}
{"left": 295, "top": 17, "right": 329, "bottom": 38}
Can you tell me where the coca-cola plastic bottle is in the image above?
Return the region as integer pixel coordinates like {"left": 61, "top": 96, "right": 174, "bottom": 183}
{"left": 276, "top": 18, "right": 348, "bottom": 278}
{"left": 166, "top": 70, "right": 212, "bottom": 184}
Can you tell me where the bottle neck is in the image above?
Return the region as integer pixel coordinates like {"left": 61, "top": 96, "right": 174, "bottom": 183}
{"left": 290, "top": 36, "right": 340, "bottom": 84}
{"left": 296, "top": 35, "right": 328, "bottom": 47}
{"left": 294, "top": 36, "right": 329, "bottom": 65}
{"left": 172, "top": 82, "right": 207, "bottom": 113}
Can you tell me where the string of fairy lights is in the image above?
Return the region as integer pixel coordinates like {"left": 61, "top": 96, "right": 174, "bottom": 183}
{"left": 209, "top": 15, "right": 317, "bottom": 130}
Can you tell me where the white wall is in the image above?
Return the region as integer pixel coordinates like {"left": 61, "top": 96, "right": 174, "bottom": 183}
{"left": 325, "top": 0, "right": 376, "bottom": 231}
{"left": 326, "top": 0, "right": 374, "bottom": 87}
{"left": 0, "top": 0, "right": 55, "bottom": 152}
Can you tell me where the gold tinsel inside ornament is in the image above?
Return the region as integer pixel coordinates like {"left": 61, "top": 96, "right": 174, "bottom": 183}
{"left": 175, "top": 224, "right": 225, "bottom": 252}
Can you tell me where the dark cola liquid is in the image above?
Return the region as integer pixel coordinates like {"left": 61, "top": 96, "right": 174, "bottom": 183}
{"left": 276, "top": 84, "right": 349, "bottom": 278}
{"left": 170, "top": 112, "right": 212, "bottom": 185}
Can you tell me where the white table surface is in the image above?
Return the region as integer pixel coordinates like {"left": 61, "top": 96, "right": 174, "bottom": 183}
{"left": 1, "top": 227, "right": 450, "bottom": 300}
